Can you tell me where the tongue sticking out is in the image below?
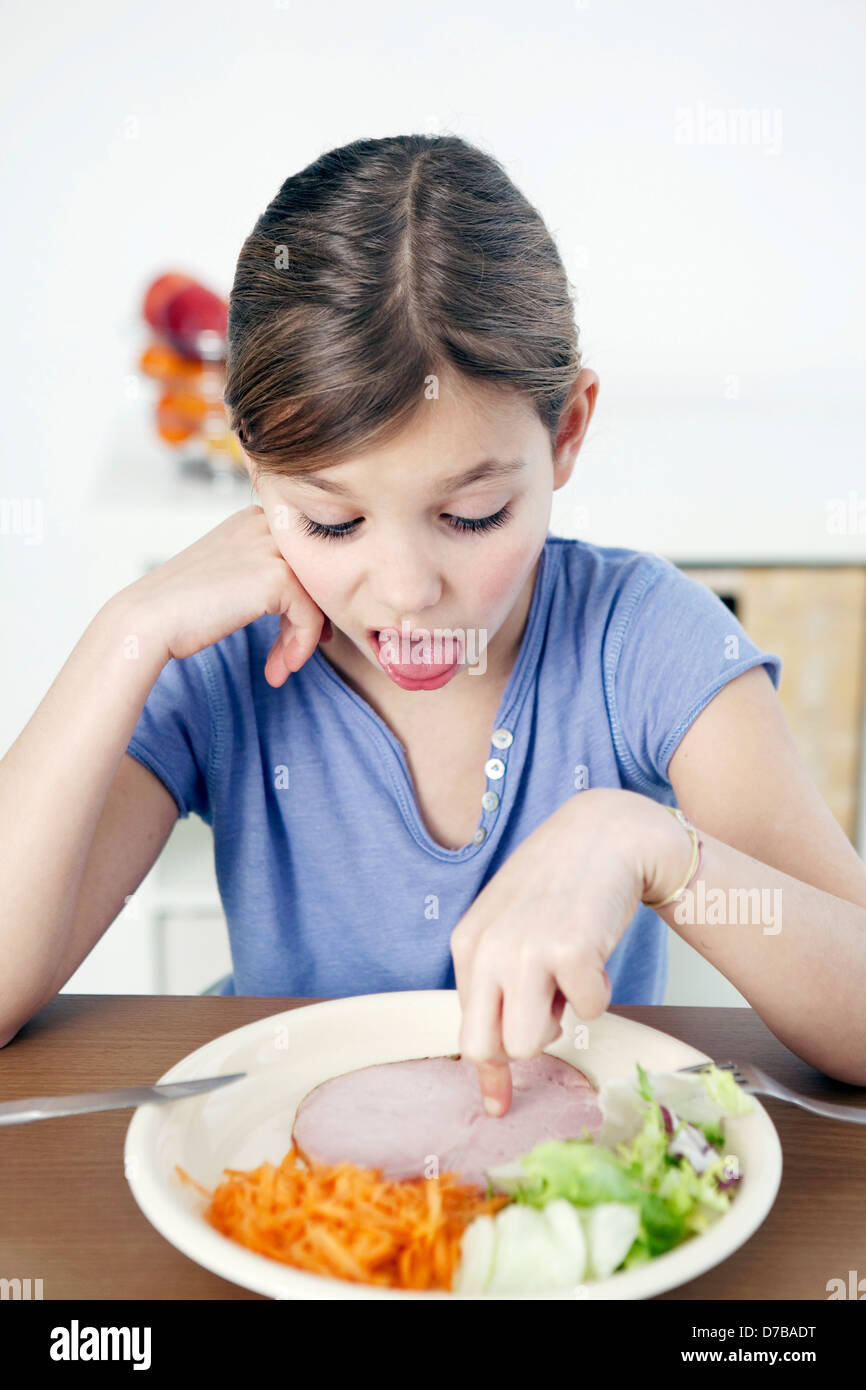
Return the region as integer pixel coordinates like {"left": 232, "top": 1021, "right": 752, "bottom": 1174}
{"left": 375, "top": 630, "right": 463, "bottom": 679}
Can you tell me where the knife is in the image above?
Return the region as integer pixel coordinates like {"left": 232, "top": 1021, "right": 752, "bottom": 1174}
{"left": 0, "top": 1072, "right": 247, "bottom": 1125}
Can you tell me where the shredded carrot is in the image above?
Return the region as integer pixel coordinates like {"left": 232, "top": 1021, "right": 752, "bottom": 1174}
{"left": 176, "top": 1143, "right": 509, "bottom": 1291}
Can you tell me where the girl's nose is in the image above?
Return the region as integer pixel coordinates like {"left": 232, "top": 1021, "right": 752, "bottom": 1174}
{"left": 369, "top": 548, "right": 443, "bottom": 620}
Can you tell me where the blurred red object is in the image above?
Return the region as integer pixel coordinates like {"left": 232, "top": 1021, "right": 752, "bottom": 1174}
{"left": 141, "top": 272, "right": 228, "bottom": 358}
{"left": 140, "top": 271, "right": 238, "bottom": 470}
{"left": 142, "top": 273, "right": 196, "bottom": 334}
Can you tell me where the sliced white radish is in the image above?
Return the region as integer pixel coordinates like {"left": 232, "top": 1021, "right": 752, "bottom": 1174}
{"left": 452, "top": 1214, "right": 496, "bottom": 1294}
{"left": 485, "top": 1204, "right": 561, "bottom": 1294}
{"left": 541, "top": 1198, "right": 587, "bottom": 1285}
{"left": 584, "top": 1202, "right": 641, "bottom": 1281}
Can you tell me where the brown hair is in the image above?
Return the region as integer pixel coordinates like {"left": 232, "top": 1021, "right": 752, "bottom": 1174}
{"left": 223, "top": 133, "right": 583, "bottom": 478}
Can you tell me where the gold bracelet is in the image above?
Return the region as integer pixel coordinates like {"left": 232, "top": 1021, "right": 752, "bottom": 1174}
{"left": 641, "top": 805, "right": 703, "bottom": 908}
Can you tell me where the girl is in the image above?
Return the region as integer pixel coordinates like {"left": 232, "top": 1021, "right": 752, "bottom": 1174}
{"left": 3, "top": 135, "right": 866, "bottom": 1120}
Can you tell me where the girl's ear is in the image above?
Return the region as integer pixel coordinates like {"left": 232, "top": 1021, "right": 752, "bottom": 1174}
{"left": 239, "top": 445, "right": 259, "bottom": 492}
{"left": 552, "top": 369, "right": 599, "bottom": 488}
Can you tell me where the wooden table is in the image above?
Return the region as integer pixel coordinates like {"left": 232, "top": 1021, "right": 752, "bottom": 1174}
{"left": 1, "top": 995, "right": 864, "bottom": 1300}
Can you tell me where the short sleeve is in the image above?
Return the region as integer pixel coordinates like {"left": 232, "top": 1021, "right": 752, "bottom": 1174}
{"left": 606, "top": 556, "right": 783, "bottom": 792}
{"left": 126, "top": 652, "right": 213, "bottom": 821}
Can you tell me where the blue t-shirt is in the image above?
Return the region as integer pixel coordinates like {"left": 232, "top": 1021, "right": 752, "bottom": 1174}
{"left": 126, "top": 534, "right": 782, "bottom": 1003}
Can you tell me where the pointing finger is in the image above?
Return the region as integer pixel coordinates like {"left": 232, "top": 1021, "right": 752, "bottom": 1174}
{"left": 477, "top": 1060, "right": 512, "bottom": 1117}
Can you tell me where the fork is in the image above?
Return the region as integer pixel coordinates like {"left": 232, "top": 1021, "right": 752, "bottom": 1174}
{"left": 677, "top": 1060, "right": 866, "bottom": 1124}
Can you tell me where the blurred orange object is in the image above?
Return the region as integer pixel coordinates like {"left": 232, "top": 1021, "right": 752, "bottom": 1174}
{"left": 139, "top": 342, "right": 203, "bottom": 384}
{"left": 156, "top": 389, "right": 209, "bottom": 442}
{"left": 141, "top": 270, "right": 239, "bottom": 469}
{"left": 155, "top": 416, "right": 194, "bottom": 444}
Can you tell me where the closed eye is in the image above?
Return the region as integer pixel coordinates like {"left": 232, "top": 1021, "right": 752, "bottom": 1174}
{"left": 445, "top": 504, "right": 512, "bottom": 535}
{"left": 298, "top": 515, "right": 361, "bottom": 540}
{"left": 297, "top": 503, "right": 513, "bottom": 542}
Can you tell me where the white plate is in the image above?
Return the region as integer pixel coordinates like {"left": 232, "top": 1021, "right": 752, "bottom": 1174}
{"left": 124, "top": 990, "right": 782, "bottom": 1300}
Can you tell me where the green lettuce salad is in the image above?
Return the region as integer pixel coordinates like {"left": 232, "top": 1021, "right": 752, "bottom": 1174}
{"left": 453, "top": 1062, "right": 754, "bottom": 1295}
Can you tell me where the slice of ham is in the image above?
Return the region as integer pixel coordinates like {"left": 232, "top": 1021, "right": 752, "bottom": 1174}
{"left": 291, "top": 1054, "right": 603, "bottom": 1189}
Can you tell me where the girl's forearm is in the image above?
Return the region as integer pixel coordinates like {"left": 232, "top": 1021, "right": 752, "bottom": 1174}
{"left": 0, "top": 590, "right": 168, "bottom": 1010}
{"left": 641, "top": 801, "right": 866, "bottom": 1085}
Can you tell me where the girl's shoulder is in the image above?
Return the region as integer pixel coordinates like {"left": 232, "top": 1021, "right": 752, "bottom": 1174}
{"left": 545, "top": 530, "right": 669, "bottom": 570}
{"left": 544, "top": 532, "right": 674, "bottom": 612}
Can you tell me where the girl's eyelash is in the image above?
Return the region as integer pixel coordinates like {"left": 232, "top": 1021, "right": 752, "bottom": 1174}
{"left": 298, "top": 515, "right": 360, "bottom": 541}
{"left": 298, "top": 503, "right": 513, "bottom": 542}
{"left": 446, "top": 503, "right": 512, "bottom": 535}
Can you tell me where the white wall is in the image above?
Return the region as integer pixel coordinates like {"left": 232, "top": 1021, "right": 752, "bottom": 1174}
{"left": 1, "top": 0, "right": 864, "bottom": 1006}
